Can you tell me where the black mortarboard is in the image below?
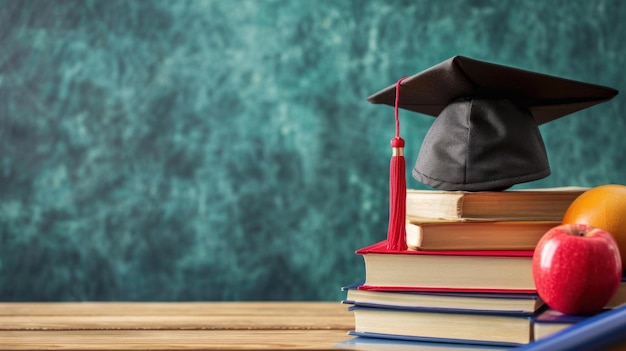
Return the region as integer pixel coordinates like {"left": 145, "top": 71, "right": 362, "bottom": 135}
{"left": 368, "top": 56, "right": 618, "bottom": 191}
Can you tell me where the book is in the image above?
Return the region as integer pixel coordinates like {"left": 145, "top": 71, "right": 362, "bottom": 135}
{"left": 343, "top": 282, "right": 544, "bottom": 315}
{"left": 406, "top": 219, "right": 559, "bottom": 251}
{"left": 531, "top": 308, "right": 589, "bottom": 340}
{"left": 517, "top": 304, "right": 626, "bottom": 350}
{"left": 357, "top": 241, "right": 535, "bottom": 293}
{"left": 349, "top": 306, "right": 532, "bottom": 347}
{"left": 406, "top": 187, "right": 587, "bottom": 221}
{"left": 336, "top": 336, "right": 513, "bottom": 350}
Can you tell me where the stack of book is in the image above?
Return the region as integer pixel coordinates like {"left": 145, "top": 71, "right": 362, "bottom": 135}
{"left": 342, "top": 187, "right": 588, "bottom": 348}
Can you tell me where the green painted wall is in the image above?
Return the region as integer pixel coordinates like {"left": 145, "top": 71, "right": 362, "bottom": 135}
{"left": 1, "top": 0, "right": 624, "bottom": 301}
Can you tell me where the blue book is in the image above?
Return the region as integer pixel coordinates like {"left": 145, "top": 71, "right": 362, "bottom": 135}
{"left": 335, "top": 336, "right": 513, "bottom": 350}
{"left": 342, "top": 282, "right": 544, "bottom": 316}
{"left": 516, "top": 304, "right": 626, "bottom": 350}
{"left": 348, "top": 306, "right": 531, "bottom": 347}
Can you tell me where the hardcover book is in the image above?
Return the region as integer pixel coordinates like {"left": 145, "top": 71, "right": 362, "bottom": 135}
{"left": 406, "top": 219, "right": 558, "bottom": 251}
{"left": 531, "top": 308, "right": 590, "bottom": 340}
{"left": 406, "top": 187, "right": 587, "bottom": 221}
{"left": 343, "top": 282, "right": 544, "bottom": 315}
{"left": 357, "top": 241, "right": 535, "bottom": 293}
{"left": 336, "top": 336, "right": 513, "bottom": 350}
{"left": 349, "top": 306, "right": 532, "bottom": 347}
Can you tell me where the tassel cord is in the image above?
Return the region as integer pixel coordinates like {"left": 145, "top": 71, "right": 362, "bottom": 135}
{"left": 386, "top": 78, "right": 408, "bottom": 251}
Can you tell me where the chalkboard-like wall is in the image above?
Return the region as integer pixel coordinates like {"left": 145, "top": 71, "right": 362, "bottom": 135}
{"left": 1, "top": 0, "right": 624, "bottom": 301}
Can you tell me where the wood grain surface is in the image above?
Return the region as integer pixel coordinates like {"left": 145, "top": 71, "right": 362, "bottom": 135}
{"left": 0, "top": 302, "right": 355, "bottom": 350}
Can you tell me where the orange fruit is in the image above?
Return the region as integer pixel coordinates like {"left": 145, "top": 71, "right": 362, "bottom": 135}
{"left": 562, "top": 184, "right": 626, "bottom": 269}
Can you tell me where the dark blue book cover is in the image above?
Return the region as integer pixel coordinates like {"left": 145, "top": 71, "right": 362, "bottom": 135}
{"left": 348, "top": 306, "right": 531, "bottom": 347}
{"left": 532, "top": 308, "right": 592, "bottom": 324}
{"left": 343, "top": 282, "right": 544, "bottom": 316}
{"left": 347, "top": 331, "right": 522, "bottom": 349}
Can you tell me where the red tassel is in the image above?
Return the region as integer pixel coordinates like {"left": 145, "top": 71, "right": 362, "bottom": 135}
{"left": 386, "top": 78, "right": 407, "bottom": 251}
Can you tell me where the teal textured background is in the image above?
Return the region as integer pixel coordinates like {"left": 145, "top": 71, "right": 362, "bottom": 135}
{"left": 1, "top": 0, "right": 625, "bottom": 301}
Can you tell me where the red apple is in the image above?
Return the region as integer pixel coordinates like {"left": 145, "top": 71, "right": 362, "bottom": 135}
{"left": 532, "top": 223, "right": 622, "bottom": 315}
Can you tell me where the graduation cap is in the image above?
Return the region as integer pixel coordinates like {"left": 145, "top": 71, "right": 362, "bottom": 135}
{"left": 369, "top": 56, "right": 619, "bottom": 192}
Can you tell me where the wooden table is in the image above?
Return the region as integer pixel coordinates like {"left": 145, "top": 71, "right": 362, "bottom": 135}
{"left": 0, "top": 302, "right": 356, "bottom": 350}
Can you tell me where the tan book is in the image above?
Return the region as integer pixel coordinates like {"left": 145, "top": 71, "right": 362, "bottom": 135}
{"left": 406, "top": 219, "right": 559, "bottom": 251}
{"left": 406, "top": 186, "right": 587, "bottom": 221}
